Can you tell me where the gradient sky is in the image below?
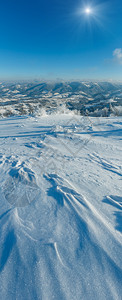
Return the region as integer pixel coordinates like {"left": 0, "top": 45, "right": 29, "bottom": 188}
{"left": 0, "top": 0, "right": 122, "bottom": 80}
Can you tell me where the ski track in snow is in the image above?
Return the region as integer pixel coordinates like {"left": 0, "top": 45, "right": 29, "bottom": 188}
{"left": 0, "top": 114, "right": 122, "bottom": 300}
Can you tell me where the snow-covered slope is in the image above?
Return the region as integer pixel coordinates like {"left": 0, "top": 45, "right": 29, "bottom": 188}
{"left": 0, "top": 113, "right": 122, "bottom": 299}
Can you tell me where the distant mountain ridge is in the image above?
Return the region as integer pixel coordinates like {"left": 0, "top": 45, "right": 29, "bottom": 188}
{"left": 0, "top": 81, "right": 122, "bottom": 117}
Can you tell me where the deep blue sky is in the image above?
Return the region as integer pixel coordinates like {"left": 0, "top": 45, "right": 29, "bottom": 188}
{"left": 0, "top": 0, "right": 122, "bottom": 80}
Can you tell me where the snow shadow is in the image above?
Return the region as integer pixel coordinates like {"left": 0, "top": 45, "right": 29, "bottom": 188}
{"left": 92, "top": 128, "right": 122, "bottom": 138}
{"left": 0, "top": 229, "right": 16, "bottom": 272}
{"left": 103, "top": 195, "right": 122, "bottom": 233}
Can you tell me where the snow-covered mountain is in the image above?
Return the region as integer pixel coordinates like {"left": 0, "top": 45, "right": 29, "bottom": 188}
{"left": 0, "top": 80, "right": 122, "bottom": 299}
{"left": 0, "top": 81, "right": 122, "bottom": 118}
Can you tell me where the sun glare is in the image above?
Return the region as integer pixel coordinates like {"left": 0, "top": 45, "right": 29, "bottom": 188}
{"left": 76, "top": 1, "right": 108, "bottom": 33}
{"left": 85, "top": 7, "right": 92, "bottom": 15}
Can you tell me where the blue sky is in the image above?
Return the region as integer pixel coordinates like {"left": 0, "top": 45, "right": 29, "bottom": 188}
{"left": 0, "top": 0, "right": 122, "bottom": 80}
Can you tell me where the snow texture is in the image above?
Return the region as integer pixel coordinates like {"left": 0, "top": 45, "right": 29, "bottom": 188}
{"left": 0, "top": 113, "right": 122, "bottom": 300}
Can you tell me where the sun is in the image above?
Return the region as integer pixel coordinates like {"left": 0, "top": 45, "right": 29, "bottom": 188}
{"left": 85, "top": 7, "right": 92, "bottom": 15}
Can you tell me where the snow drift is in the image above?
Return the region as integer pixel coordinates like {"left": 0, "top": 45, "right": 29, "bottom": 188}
{"left": 0, "top": 114, "right": 122, "bottom": 299}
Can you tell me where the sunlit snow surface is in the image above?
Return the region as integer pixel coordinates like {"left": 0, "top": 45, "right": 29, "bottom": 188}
{"left": 0, "top": 113, "right": 122, "bottom": 299}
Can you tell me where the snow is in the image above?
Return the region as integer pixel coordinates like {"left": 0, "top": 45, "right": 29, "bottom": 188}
{"left": 0, "top": 113, "right": 122, "bottom": 299}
